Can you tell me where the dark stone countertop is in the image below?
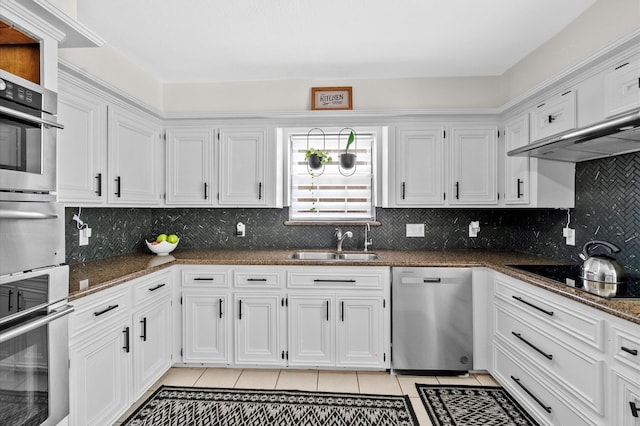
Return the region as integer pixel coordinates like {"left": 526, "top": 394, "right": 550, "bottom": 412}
{"left": 68, "top": 249, "right": 640, "bottom": 325}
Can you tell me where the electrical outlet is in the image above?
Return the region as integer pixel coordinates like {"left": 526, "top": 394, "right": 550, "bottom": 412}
{"left": 79, "top": 228, "right": 89, "bottom": 246}
{"left": 406, "top": 224, "right": 425, "bottom": 237}
{"left": 564, "top": 227, "right": 575, "bottom": 246}
{"left": 236, "top": 222, "right": 246, "bottom": 237}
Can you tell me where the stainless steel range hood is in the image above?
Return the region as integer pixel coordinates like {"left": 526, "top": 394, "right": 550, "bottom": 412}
{"left": 508, "top": 110, "right": 640, "bottom": 162}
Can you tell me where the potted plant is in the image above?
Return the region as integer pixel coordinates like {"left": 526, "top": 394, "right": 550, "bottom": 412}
{"left": 305, "top": 148, "right": 332, "bottom": 170}
{"left": 339, "top": 130, "right": 356, "bottom": 169}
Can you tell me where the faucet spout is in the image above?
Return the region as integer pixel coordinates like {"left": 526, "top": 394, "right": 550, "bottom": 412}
{"left": 364, "top": 223, "right": 372, "bottom": 252}
{"left": 335, "top": 228, "right": 353, "bottom": 252}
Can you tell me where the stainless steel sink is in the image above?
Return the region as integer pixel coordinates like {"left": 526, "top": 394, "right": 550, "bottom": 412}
{"left": 290, "top": 251, "right": 379, "bottom": 261}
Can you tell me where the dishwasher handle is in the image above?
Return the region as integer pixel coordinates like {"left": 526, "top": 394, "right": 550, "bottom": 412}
{"left": 423, "top": 278, "right": 442, "bottom": 283}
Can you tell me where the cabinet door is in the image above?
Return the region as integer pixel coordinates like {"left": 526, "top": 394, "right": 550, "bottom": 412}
{"left": 183, "top": 293, "right": 229, "bottom": 363}
{"left": 611, "top": 366, "right": 640, "bottom": 426}
{"left": 336, "top": 297, "right": 384, "bottom": 368}
{"left": 108, "top": 106, "right": 162, "bottom": 205}
{"left": 57, "top": 80, "right": 107, "bottom": 204}
{"left": 218, "top": 128, "right": 268, "bottom": 206}
{"left": 234, "top": 294, "right": 282, "bottom": 365}
{"left": 394, "top": 127, "right": 445, "bottom": 206}
{"left": 605, "top": 57, "right": 640, "bottom": 117}
{"left": 165, "top": 127, "right": 215, "bottom": 205}
{"left": 288, "top": 296, "right": 334, "bottom": 367}
{"left": 530, "top": 90, "right": 576, "bottom": 142}
{"left": 132, "top": 298, "right": 173, "bottom": 400}
{"left": 504, "top": 115, "right": 530, "bottom": 205}
{"left": 449, "top": 125, "right": 498, "bottom": 205}
{"left": 69, "top": 323, "right": 131, "bottom": 426}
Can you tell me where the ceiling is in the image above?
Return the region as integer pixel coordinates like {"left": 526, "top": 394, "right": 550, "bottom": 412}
{"left": 76, "top": 0, "right": 598, "bottom": 84}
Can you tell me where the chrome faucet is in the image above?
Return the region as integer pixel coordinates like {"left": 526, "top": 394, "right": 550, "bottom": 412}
{"left": 364, "top": 223, "right": 372, "bottom": 252}
{"left": 335, "top": 228, "right": 353, "bottom": 252}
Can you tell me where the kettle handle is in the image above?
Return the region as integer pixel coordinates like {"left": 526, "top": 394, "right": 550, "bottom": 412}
{"left": 581, "top": 240, "right": 621, "bottom": 259}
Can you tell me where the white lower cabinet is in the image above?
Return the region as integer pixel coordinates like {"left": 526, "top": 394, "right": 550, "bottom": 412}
{"left": 234, "top": 294, "right": 284, "bottom": 366}
{"left": 180, "top": 265, "right": 390, "bottom": 370}
{"left": 69, "top": 271, "right": 173, "bottom": 426}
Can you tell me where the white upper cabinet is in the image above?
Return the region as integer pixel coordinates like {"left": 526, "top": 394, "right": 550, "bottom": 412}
{"left": 57, "top": 78, "right": 108, "bottom": 205}
{"left": 108, "top": 106, "right": 164, "bottom": 205}
{"left": 165, "top": 127, "right": 215, "bottom": 206}
{"left": 218, "top": 128, "right": 282, "bottom": 207}
{"left": 389, "top": 127, "right": 445, "bottom": 206}
{"left": 530, "top": 89, "right": 576, "bottom": 142}
{"left": 504, "top": 115, "right": 530, "bottom": 205}
{"left": 605, "top": 55, "right": 640, "bottom": 117}
{"left": 449, "top": 124, "right": 498, "bottom": 205}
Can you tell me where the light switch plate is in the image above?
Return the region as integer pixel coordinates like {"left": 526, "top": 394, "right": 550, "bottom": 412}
{"left": 406, "top": 223, "right": 425, "bottom": 237}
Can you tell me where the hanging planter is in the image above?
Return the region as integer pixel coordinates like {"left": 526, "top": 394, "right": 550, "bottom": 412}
{"left": 339, "top": 128, "right": 357, "bottom": 176}
{"left": 305, "top": 128, "right": 330, "bottom": 176}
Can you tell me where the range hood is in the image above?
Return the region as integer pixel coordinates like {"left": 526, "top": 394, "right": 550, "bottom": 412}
{"left": 508, "top": 110, "right": 640, "bottom": 162}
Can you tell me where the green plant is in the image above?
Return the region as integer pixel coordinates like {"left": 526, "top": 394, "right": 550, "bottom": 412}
{"left": 345, "top": 131, "right": 355, "bottom": 153}
{"left": 305, "top": 148, "right": 332, "bottom": 164}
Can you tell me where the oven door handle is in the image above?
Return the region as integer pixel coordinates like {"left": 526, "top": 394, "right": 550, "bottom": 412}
{"left": 0, "top": 104, "right": 64, "bottom": 129}
{"left": 0, "top": 209, "right": 59, "bottom": 220}
{"left": 0, "top": 305, "right": 74, "bottom": 344}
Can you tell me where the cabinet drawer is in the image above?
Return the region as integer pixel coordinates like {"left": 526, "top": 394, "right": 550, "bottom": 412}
{"left": 495, "top": 303, "right": 605, "bottom": 415}
{"left": 182, "top": 268, "right": 229, "bottom": 287}
{"left": 70, "top": 287, "right": 130, "bottom": 337}
{"left": 494, "top": 275, "right": 605, "bottom": 351}
{"left": 611, "top": 320, "right": 640, "bottom": 373}
{"left": 234, "top": 268, "right": 282, "bottom": 289}
{"left": 132, "top": 273, "right": 171, "bottom": 305}
{"left": 493, "top": 343, "right": 605, "bottom": 426}
{"left": 530, "top": 89, "right": 576, "bottom": 142}
{"left": 287, "top": 268, "right": 384, "bottom": 289}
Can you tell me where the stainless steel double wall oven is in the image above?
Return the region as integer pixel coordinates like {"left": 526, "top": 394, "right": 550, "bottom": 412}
{"left": 0, "top": 70, "right": 72, "bottom": 426}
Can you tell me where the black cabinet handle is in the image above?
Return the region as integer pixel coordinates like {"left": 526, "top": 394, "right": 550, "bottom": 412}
{"left": 95, "top": 173, "right": 102, "bottom": 197}
{"left": 512, "top": 332, "right": 553, "bottom": 360}
{"left": 314, "top": 279, "right": 356, "bottom": 283}
{"left": 115, "top": 176, "right": 121, "bottom": 198}
{"left": 148, "top": 283, "right": 166, "bottom": 292}
{"left": 194, "top": 277, "right": 214, "bottom": 281}
{"left": 238, "top": 300, "right": 242, "bottom": 320}
{"left": 548, "top": 114, "right": 556, "bottom": 123}
{"left": 219, "top": 298, "right": 223, "bottom": 319}
{"left": 258, "top": 182, "right": 262, "bottom": 200}
{"left": 511, "top": 376, "right": 551, "bottom": 413}
{"left": 621, "top": 346, "right": 638, "bottom": 356}
{"left": 455, "top": 181, "right": 460, "bottom": 199}
{"left": 94, "top": 304, "right": 119, "bottom": 317}
{"left": 341, "top": 301, "right": 345, "bottom": 322}
{"left": 512, "top": 296, "right": 554, "bottom": 316}
{"left": 7, "top": 289, "right": 12, "bottom": 311}
{"left": 204, "top": 182, "right": 208, "bottom": 200}
{"left": 140, "top": 317, "right": 147, "bottom": 341}
{"left": 247, "top": 278, "right": 268, "bottom": 282}
{"left": 423, "top": 278, "right": 441, "bottom": 283}
{"left": 401, "top": 182, "right": 406, "bottom": 200}
{"left": 517, "top": 178, "right": 523, "bottom": 199}
{"left": 281, "top": 350, "right": 285, "bottom": 360}
{"left": 17, "top": 291, "right": 23, "bottom": 311}
{"left": 326, "top": 300, "right": 330, "bottom": 321}
{"left": 123, "top": 327, "right": 130, "bottom": 353}
{"left": 630, "top": 401, "right": 639, "bottom": 418}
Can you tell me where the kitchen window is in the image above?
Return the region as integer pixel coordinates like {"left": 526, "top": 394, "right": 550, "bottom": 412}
{"left": 286, "top": 127, "right": 379, "bottom": 222}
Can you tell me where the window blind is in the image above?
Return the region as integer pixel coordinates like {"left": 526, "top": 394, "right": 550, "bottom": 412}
{"left": 290, "top": 131, "right": 375, "bottom": 221}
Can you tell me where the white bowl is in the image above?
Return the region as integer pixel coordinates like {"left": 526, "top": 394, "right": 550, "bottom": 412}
{"left": 146, "top": 239, "right": 179, "bottom": 256}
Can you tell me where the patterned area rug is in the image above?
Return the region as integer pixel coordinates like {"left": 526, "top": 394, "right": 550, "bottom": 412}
{"left": 415, "top": 384, "right": 539, "bottom": 426}
{"left": 122, "top": 385, "right": 419, "bottom": 426}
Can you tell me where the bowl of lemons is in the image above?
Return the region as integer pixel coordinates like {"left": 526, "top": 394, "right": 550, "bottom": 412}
{"left": 146, "top": 233, "right": 179, "bottom": 256}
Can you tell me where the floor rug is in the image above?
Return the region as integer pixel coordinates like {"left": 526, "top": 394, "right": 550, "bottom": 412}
{"left": 415, "top": 384, "right": 539, "bottom": 426}
{"left": 122, "top": 385, "right": 419, "bottom": 426}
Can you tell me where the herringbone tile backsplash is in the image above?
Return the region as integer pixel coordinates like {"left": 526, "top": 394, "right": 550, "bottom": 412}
{"left": 65, "top": 152, "right": 640, "bottom": 274}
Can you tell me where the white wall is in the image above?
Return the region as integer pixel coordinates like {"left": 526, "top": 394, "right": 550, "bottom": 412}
{"left": 57, "top": 0, "right": 639, "bottom": 114}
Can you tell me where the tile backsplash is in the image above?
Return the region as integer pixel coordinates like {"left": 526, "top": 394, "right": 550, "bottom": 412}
{"left": 64, "top": 152, "right": 640, "bottom": 274}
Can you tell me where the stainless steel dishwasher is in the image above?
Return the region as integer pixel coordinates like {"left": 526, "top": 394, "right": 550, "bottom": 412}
{"left": 392, "top": 267, "right": 473, "bottom": 372}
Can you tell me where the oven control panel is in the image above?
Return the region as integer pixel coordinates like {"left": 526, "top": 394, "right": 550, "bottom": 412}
{"left": 0, "top": 77, "right": 42, "bottom": 110}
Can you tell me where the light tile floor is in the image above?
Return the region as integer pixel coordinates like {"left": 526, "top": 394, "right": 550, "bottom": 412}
{"left": 115, "top": 368, "right": 500, "bottom": 426}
